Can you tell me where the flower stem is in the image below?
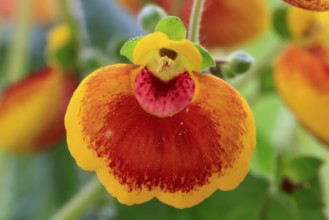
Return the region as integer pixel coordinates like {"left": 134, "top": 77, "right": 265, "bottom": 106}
{"left": 188, "top": 0, "right": 205, "bottom": 42}
{"left": 50, "top": 176, "right": 106, "bottom": 220}
{"left": 258, "top": 188, "right": 274, "bottom": 220}
{"left": 5, "top": 0, "right": 33, "bottom": 83}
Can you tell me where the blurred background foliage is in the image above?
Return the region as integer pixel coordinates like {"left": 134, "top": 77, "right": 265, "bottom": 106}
{"left": 0, "top": 0, "right": 329, "bottom": 219}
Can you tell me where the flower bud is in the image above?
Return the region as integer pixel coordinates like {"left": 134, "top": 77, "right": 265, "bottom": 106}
{"left": 227, "top": 51, "right": 254, "bottom": 74}
{"left": 137, "top": 4, "right": 167, "bottom": 33}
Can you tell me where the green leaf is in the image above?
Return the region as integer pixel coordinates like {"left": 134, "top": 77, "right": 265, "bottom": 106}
{"left": 120, "top": 36, "right": 143, "bottom": 62}
{"left": 193, "top": 44, "right": 215, "bottom": 71}
{"left": 273, "top": 7, "right": 292, "bottom": 40}
{"left": 260, "top": 66, "right": 275, "bottom": 93}
{"left": 250, "top": 129, "right": 276, "bottom": 180}
{"left": 267, "top": 192, "right": 300, "bottom": 220}
{"left": 155, "top": 16, "right": 186, "bottom": 41}
{"left": 51, "top": 42, "right": 77, "bottom": 72}
{"left": 284, "top": 156, "right": 323, "bottom": 183}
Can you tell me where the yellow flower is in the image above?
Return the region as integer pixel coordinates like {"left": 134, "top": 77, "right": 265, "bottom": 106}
{"left": 0, "top": 23, "right": 77, "bottom": 153}
{"left": 65, "top": 31, "right": 256, "bottom": 208}
{"left": 287, "top": 7, "right": 329, "bottom": 47}
{"left": 0, "top": 67, "right": 77, "bottom": 153}
{"left": 284, "top": 0, "right": 329, "bottom": 11}
{"left": 275, "top": 7, "right": 329, "bottom": 146}
{"left": 275, "top": 45, "right": 329, "bottom": 145}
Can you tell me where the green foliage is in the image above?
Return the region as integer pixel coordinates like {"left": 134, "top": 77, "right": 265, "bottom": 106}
{"left": 284, "top": 157, "right": 323, "bottom": 183}
{"left": 114, "top": 175, "right": 269, "bottom": 220}
{"left": 51, "top": 42, "right": 77, "bottom": 71}
{"left": 273, "top": 7, "right": 292, "bottom": 40}
{"left": 260, "top": 66, "right": 276, "bottom": 93}
{"left": 155, "top": 16, "right": 186, "bottom": 41}
{"left": 193, "top": 43, "right": 215, "bottom": 71}
{"left": 120, "top": 36, "right": 143, "bottom": 62}
{"left": 138, "top": 4, "right": 167, "bottom": 33}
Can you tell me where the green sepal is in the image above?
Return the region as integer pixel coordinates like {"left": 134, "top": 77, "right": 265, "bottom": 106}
{"left": 120, "top": 36, "right": 143, "bottom": 62}
{"left": 193, "top": 44, "right": 215, "bottom": 71}
{"left": 154, "top": 16, "right": 186, "bottom": 41}
{"left": 50, "top": 42, "right": 77, "bottom": 72}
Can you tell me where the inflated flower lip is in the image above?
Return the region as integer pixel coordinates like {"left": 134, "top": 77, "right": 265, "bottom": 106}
{"left": 65, "top": 17, "right": 256, "bottom": 208}
{"left": 0, "top": 67, "right": 77, "bottom": 153}
{"left": 275, "top": 44, "right": 329, "bottom": 146}
{"left": 284, "top": 0, "right": 329, "bottom": 11}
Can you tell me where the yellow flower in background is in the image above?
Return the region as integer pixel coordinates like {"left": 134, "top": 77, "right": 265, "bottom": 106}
{"left": 117, "top": 0, "right": 269, "bottom": 48}
{"left": 0, "top": 0, "right": 59, "bottom": 25}
{"left": 284, "top": 0, "right": 329, "bottom": 11}
{"left": 275, "top": 7, "right": 329, "bottom": 146}
{"left": 0, "top": 23, "right": 77, "bottom": 153}
{"left": 275, "top": 45, "right": 329, "bottom": 146}
{"left": 65, "top": 18, "right": 256, "bottom": 208}
{"left": 0, "top": 68, "right": 77, "bottom": 153}
{"left": 287, "top": 7, "right": 329, "bottom": 46}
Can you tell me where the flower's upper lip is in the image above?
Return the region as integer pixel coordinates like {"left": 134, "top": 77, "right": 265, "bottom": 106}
{"left": 132, "top": 32, "right": 202, "bottom": 82}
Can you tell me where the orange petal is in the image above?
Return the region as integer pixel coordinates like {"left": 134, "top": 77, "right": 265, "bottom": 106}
{"left": 0, "top": 67, "right": 77, "bottom": 153}
{"left": 275, "top": 44, "right": 329, "bottom": 146}
{"left": 284, "top": 0, "right": 329, "bottom": 11}
{"left": 65, "top": 64, "right": 255, "bottom": 208}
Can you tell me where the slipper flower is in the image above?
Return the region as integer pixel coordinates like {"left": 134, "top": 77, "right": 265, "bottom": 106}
{"left": 65, "top": 17, "right": 256, "bottom": 208}
{"left": 275, "top": 7, "right": 329, "bottom": 146}
{"left": 0, "top": 0, "right": 59, "bottom": 25}
{"left": 0, "top": 23, "right": 77, "bottom": 153}
{"left": 0, "top": 67, "right": 77, "bottom": 153}
{"left": 117, "top": 0, "right": 269, "bottom": 48}
{"left": 275, "top": 45, "right": 329, "bottom": 146}
{"left": 284, "top": 0, "right": 329, "bottom": 11}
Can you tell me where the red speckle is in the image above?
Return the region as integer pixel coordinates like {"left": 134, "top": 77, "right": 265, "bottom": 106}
{"left": 134, "top": 68, "right": 195, "bottom": 117}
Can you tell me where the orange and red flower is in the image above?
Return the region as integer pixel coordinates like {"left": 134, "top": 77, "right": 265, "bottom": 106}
{"left": 275, "top": 45, "right": 329, "bottom": 146}
{"left": 0, "top": 67, "right": 77, "bottom": 153}
{"left": 0, "top": 23, "right": 77, "bottom": 153}
{"left": 275, "top": 7, "right": 329, "bottom": 146}
{"left": 284, "top": 0, "right": 329, "bottom": 11}
{"left": 65, "top": 18, "right": 256, "bottom": 208}
{"left": 117, "top": 0, "right": 269, "bottom": 48}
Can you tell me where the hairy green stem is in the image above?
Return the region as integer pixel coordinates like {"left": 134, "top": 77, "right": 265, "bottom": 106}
{"left": 5, "top": 0, "right": 34, "bottom": 83}
{"left": 188, "top": 0, "right": 205, "bottom": 42}
{"left": 50, "top": 176, "right": 106, "bottom": 220}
